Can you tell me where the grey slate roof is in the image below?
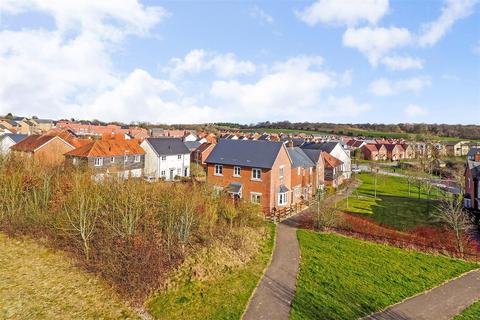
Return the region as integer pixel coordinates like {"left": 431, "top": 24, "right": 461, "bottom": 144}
{"left": 184, "top": 141, "right": 202, "bottom": 151}
{"left": 0, "top": 133, "right": 28, "bottom": 144}
{"left": 287, "top": 147, "right": 315, "bottom": 168}
{"left": 302, "top": 149, "right": 322, "bottom": 163}
{"left": 468, "top": 160, "right": 480, "bottom": 179}
{"left": 145, "top": 137, "right": 190, "bottom": 156}
{"left": 302, "top": 141, "right": 338, "bottom": 153}
{"left": 205, "top": 139, "right": 284, "bottom": 169}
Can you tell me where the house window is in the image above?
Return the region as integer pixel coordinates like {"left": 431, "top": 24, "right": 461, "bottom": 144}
{"left": 178, "top": 155, "right": 182, "bottom": 160}
{"left": 297, "top": 167, "right": 301, "bottom": 176}
{"left": 279, "top": 166, "right": 284, "bottom": 179}
{"left": 161, "top": 170, "right": 166, "bottom": 176}
{"left": 214, "top": 164, "right": 223, "bottom": 176}
{"left": 111, "top": 157, "right": 115, "bottom": 163}
{"left": 234, "top": 166, "right": 241, "bottom": 177}
{"left": 94, "top": 157, "right": 103, "bottom": 167}
{"left": 177, "top": 168, "right": 181, "bottom": 176}
{"left": 252, "top": 168, "right": 261, "bottom": 180}
{"left": 464, "top": 198, "right": 472, "bottom": 208}
{"left": 251, "top": 192, "right": 262, "bottom": 204}
{"left": 161, "top": 156, "right": 166, "bottom": 161}
{"left": 278, "top": 192, "right": 287, "bottom": 206}
{"left": 134, "top": 155, "right": 140, "bottom": 163}
{"left": 184, "top": 168, "right": 188, "bottom": 176}
{"left": 124, "top": 155, "right": 128, "bottom": 163}
{"left": 72, "top": 158, "right": 79, "bottom": 166}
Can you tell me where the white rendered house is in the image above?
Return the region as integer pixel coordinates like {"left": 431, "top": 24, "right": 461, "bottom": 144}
{"left": 141, "top": 138, "right": 191, "bottom": 180}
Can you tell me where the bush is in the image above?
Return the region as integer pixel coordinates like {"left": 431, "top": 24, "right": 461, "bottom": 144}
{"left": 0, "top": 155, "right": 264, "bottom": 301}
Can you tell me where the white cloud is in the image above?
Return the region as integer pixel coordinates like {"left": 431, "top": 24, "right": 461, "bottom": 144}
{"left": 369, "top": 77, "right": 431, "bottom": 96}
{"left": 418, "top": 0, "right": 478, "bottom": 47}
{"left": 0, "top": 0, "right": 168, "bottom": 41}
{"left": 405, "top": 104, "right": 428, "bottom": 117}
{"left": 0, "top": 1, "right": 220, "bottom": 124}
{"left": 380, "top": 56, "right": 424, "bottom": 70}
{"left": 343, "top": 27, "right": 412, "bottom": 65}
{"left": 165, "top": 49, "right": 256, "bottom": 78}
{"left": 250, "top": 6, "right": 274, "bottom": 24}
{"left": 210, "top": 56, "right": 366, "bottom": 121}
{"left": 296, "top": 0, "right": 389, "bottom": 27}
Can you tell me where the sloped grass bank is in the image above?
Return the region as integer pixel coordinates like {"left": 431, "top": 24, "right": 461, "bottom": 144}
{"left": 455, "top": 300, "right": 480, "bottom": 319}
{"left": 341, "top": 172, "right": 439, "bottom": 230}
{"left": 0, "top": 233, "right": 137, "bottom": 320}
{"left": 147, "top": 223, "right": 275, "bottom": 320}
{"left": 290, "top": 231, "right": 478, "bottom": 320}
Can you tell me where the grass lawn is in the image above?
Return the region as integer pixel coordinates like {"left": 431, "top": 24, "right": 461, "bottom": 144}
{"left": 455, "top": 300, "right": 480, "bottom": 319}
{"left": 341, "top": 172, "right": 440, "bottom": 230}
{"left": 0, "top": 233, "right": 137, "bottom": 319}
{"left": 290, "top": 231, "right": 478, "bottom": 320}
{"left": 147, "top": 223, "right": 275, "bottom": 320}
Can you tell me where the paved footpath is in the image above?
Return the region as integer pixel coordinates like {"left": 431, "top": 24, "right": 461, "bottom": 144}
{"left": 243, "top": 221, "right": 300, "bottom": 320}
{"left": 365, "top": 269, "right": 480, "bottom": 320}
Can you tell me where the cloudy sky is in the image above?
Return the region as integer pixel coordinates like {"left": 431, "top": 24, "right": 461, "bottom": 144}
{"left": 0, "top": 0, "right": 479, "bottom": 124}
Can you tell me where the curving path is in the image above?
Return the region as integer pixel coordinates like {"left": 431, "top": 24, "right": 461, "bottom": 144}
{"left": 243, "top": 221, "right": 300, "bottom": 320}
{"left": 364, "top": 269, "right": 480, "bottom": 320}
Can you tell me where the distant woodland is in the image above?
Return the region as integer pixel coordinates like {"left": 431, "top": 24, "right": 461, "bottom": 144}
{"left": 219, "top": 122, "right": 480, "bottom": 140}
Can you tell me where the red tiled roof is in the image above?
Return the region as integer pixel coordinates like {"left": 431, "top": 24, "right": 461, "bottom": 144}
{"left": 363, "top": 144, "right": 378, "bottom": 152}
{"left": 65, "top": 139, "right": 145, "bottom": 157}
{"left": 11, "top": 135, "right": 56, "bottom": 152}
{"left": 46, "top": 130, "right": 91, "bottom": 148}
{"left": 321, "top": 151, "right": 343, "bottom": 168}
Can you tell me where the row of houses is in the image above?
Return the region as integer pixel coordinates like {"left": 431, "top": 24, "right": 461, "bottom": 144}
{"left": 1, "top": 130, "right": 352, "bottom": 213}
{"left": 465, "top": 148, "right": 480, "bottom": 211}
{"left": 0, "top": 117, "right": 55, "bottom": 135}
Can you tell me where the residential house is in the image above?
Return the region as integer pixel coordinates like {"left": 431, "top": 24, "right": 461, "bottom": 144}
{"left": 361, "top": 144, "right": 379, "bottom": 161}
{"left": 446, "top": 141, "right": 470, "bottom": 157}
{"left": 302, "top": 141, "right": 351, "bottom": 179}
{"left": 12, "top": 118, "right": 33, "bottom": 135}
{"left": 184, "top": 141, "right": 202, "bottom": 152}
{"left": 205, "top": 139, "right": 292, "bottom": 213}
{"left": 30, "top": 118, "right": 55, "bottom": 134}
{"left": 183, "top": 133, "right": 198, "bottom": 142}
{"left": 465, "top": 148, "right": 480, "bottom": 211}
{"left": 141, "top": 138, "right": 191, "bottom": 180}
{"left": 10, "top": 134, "right": 75, "bottom": 165}
{"left": 0, "top": 134, "right": 27, "bottom": 154}
{"left": 64, "top": 139, "right": 145, "bottom": 179}
{"left": 191, "top": 143, "right": 215, "bottom": 169}
{"left": 0, "top": 124, "right": 12, "bottom": 135}
{"left": 384, "top": 144, "right": 405, "bottom": 161}
{"left": 402, "top": 144, "right": 415, "bottom": 159}
{"left": 287, "top": 146, "right": 315, "bottom": 203}
{"left": 321, "top": 152, "right": 344, "bottom": 188}
{"left": 0, "top": 119, "right": 19, "bottom": 132}
{"left": 301, "top": 149, "right": 325, "bottom": 191}
{"left": 375, "top": 144, "right": 388, "bottom": 160}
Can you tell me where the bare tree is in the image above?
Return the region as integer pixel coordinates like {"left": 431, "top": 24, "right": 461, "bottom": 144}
{"left": 433, "top": 193, "right": 472, "bottom": 257}
{"left": 314, "top": 199, "right": 343, "bottom": 231}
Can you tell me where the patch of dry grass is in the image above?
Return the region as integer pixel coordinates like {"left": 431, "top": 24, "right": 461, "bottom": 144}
{"left": 0, "top": 233, "right": 138, "bottom": 320}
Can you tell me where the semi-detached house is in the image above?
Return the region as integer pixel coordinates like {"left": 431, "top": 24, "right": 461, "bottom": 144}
{"left": 141, "top": 138, "right": 190, "bottom": 180}
{"left": 205, "top": 139, "right": 292, "bottom": 213}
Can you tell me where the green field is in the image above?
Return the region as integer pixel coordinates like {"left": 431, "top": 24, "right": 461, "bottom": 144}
{"left": 0, "top": 233, "right": 137, "bottom": 319}
{"left": 455, "top": 300, "right": 480, "bottom": 319}
{"left": 147, "top": 224, "right": 275, "bottom": 320}
{"left": 241, "top": 127, "right": 331, "bottom": 135}
{"left": 290, "top": 231, "right": 478, "bottom": 320}
{"left": 341, "top": 172, "right": 440, "bottom": 230}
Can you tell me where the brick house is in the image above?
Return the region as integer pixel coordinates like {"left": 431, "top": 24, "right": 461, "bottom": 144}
{"left": 446, "top": 141, "right": 470, "bottom": 157}
{"left": 11, "top": 134, "right": 75, "bottom": 165}
{"left": 384, "top": 144, "right": 405, "bottom": 161}
{"left": 361, "top": 144, "right": 379, "bottom": 160}
{"left": 191, "top": 143, "right": 215, "bottom": 169}
{"left": 287, "top": 146, "right": 316, "bottom": 203}
{"left": 205, "top": 139, "right": 292, "bottom": 213}
{"left": 465, "top": 148, "right": 480, "bottom": 211}
{"left": 301, "top": 148, "right": 325, "bottom": 191}
{"left": 321, "top": 152, "right": 344, "bottom": 188}
{"left": 64, "top": 139, "right": 145, "bottom": 179}
{"left": 402, "top": 144, "right": 415, "bottom": 159}
{"left": 375, "top": 144, "right": 388, "bottom": 160}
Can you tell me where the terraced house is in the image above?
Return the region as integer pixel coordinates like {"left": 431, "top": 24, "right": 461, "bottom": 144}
{"left": 205, "top": 139, "right": 292, "bottom": 213}
{"left": 64, "top": 139, "right": 145, "bottom": 179}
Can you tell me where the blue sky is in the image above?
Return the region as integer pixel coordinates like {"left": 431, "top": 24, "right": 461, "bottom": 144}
{"left": 0, "top": 0, "right": 479, "bottom": 124}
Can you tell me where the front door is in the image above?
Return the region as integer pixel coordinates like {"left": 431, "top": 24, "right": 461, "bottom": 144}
{"left": 169, "top": 169, "right": 174, "bottom": 180}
